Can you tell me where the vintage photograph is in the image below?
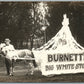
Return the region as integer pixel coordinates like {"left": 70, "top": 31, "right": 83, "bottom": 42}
{"left": 0, "top": 1, "right": 84, "bottom": 82}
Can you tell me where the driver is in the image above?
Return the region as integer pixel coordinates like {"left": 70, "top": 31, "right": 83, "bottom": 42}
{"left": 3, "top": 38, "right": 15, "bottom": 76}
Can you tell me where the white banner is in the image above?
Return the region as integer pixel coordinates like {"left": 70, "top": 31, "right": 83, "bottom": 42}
{"left": 39, "top": 51, "right": 84, "bottom": 76}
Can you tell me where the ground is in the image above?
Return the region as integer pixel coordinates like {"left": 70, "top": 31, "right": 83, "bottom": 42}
{"left": 0, "top": 57, "right": 84, "bottom": 82}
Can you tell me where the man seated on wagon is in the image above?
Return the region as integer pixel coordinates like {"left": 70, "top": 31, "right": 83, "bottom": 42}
{"left": 2, "top": 38, "right": 15, "bottom": 76}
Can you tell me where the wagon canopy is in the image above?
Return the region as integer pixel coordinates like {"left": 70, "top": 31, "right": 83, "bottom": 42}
{"left": 33, "top": 14, "right": 84, "bottom": 53}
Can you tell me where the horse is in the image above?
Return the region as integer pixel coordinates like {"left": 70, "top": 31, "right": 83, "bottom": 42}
{"left": 0, "top": 43, "right": 37, "bottom": 76}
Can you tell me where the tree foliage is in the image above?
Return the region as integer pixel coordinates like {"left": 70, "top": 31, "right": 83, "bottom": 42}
{"left": 0, "top": 2, "right": 84, "bottom": 48}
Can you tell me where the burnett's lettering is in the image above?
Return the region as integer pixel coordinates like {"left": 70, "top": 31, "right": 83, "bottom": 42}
{"left": 48, "top": 55, "right": 53, "bottom": 62}
{"left": 48, "top": 53, "right": 84, "bottom": 62}
{"left": 75, "top": 63, "right": 84, "bottom": 69}
{"left": 79, "top": 54, "right": 83, "bottom": 61}
{"left": 45, "top": 65, "right": 54, "bottom": 71}
{"left": 56, "top": 64, "right": 74, "bottom": 70}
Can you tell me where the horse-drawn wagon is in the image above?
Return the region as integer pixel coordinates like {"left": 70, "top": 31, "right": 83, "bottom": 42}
{"left": 0, "top": 44, "right": 37, "bottom": 76}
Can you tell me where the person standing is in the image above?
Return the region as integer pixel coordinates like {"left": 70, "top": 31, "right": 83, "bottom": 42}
{"left": 2, "top": 38, "right": 15, "bottom": 76}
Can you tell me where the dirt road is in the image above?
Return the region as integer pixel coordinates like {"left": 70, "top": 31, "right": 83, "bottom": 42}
{"left": 0, "top": 58, "right": 84, "bottom": 82}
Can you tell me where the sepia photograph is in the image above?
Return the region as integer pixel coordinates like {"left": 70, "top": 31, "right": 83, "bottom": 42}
{"left": 0, "top": 1, "right": 84, "bottom": 82}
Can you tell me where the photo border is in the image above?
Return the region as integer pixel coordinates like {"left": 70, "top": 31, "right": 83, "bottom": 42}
{"left": 0, "top": 0, "right": 84, "bottom": 84}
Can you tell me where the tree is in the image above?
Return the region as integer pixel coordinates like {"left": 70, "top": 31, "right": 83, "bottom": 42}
{"left": 29, "top": 2, "right": 50, "bottom": 49}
